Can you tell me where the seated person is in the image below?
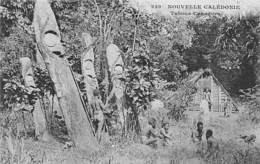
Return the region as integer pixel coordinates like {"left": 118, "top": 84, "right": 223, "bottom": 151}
{"left": 160, "top": 119, "right": 172, "bottom": 146}
{"left": 191, "top": 122, "right": 204, "bottom": 143}
{"left": 142, "top": 117, "right": 161, "bottom": 148}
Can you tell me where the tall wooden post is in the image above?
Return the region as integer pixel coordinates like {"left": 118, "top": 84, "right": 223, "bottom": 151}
{"left": 106, "top": 44, "right": 126, "bottom": 133}
{"left": 0, "top": 54, "right": 3, "bottom": 109}
{"left": 81, "top": 33, "right": 99, "bottom": 115}
{"left": 33, "top": 0, "right": 98, "bottom": 150}
{"left": 20, "top": 57, "right": 49, "bottom": 140}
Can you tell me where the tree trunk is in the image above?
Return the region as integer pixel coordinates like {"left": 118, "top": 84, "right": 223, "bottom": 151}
{"left": 19, "top": 57, "right": 49, "bottom": 140}
{"left": 33, "top": 0, "right": 98, "bottom": 151}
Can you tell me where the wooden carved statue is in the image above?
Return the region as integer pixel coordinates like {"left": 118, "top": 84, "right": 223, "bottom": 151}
{"left": 81, "top": 33, "right": 99, "bottom": 114}
{"left": 33, "top": 0, "right": 98, "bottom": 150}
{"left": 106, "top": 44, "right": 126, "bottom": 132}
{"left": 19, "top": 57, "right": 48, "bottom": 140}
{"left": 0, "top": 54, "right": 3, "bottom": 109}
{"left": 82, "top": 33, "right": 107, "bottom": 141}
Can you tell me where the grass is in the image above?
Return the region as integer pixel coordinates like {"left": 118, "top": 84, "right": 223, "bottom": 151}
{"left": 0, "top": 134, "right": 260, "bottom": 164}
{"left": 0, "top": 110, "right": 260, "bottom": 164}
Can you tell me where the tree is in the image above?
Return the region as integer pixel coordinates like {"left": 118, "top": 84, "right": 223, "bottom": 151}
{"left": 182, "top": 15, "right": 259, "bottom": 94}
{"left": 214, "top": 15, "right": 259, "bottom": 93}
{"left": 125, "top": 50, "right": 157, "bottom": 134}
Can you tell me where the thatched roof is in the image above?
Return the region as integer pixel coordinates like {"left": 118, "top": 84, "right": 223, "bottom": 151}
{"left": 188, "top": 68, "right": 211, "bottom": 83}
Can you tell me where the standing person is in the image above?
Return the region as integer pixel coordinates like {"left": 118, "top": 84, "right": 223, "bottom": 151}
{"left": 206, "top": 89, "right": 212, "bottom": 111}
{"left": 200, "top": 91, "right": 210, "bottom": 124}
{"left": 223, "top": 98, "right": 230, "bottom": 117}
{"left": 91, "top": 89, "right": 106, "bottom": 142}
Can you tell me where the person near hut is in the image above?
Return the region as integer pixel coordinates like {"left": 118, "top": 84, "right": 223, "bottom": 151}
{"left": 199, "top": 92, "right": 210, "bottom": 124}
{"left": 223, "top": 98, "right": 230, "bottom": 117}
{"left": 205, "top": 89, "right": 212, "bottom": 111}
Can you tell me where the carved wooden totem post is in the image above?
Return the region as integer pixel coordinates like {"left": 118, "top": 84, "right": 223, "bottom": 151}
{"left": 0, "top": 54, "right": 3, "bottom": 109}
{"left": 19, "top": 57, "right": 48, "bottom": 140}
{"left": 33, "top": 0, "right": 98, "bottom": 150}
{"left": 81, "top": 33, "right": 99, "bottom": 116}
{"left": 106, "top": 44, "right": 126, "bottom": 133}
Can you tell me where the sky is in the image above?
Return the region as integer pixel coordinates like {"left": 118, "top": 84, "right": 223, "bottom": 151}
{"left": 129, "top": 0, "right": 260, "bottom": 17}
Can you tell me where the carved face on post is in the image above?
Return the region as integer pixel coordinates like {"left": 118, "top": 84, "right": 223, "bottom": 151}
{"left": 84, "top": 58, "right": 98, "bottom": 88}
{"left": 106, "top": 44, "right": 125, "bottom": 98}
{"left": 82, "top": 33, "right": 98, "bottom": 89}
{"left": 43, "top": 31, "right": 64, "bottom": 57}
{"left": 25, "top": 71, "right": 35, "bottom": 87}
{"left": 106, "top": 44, "right": 124, "bottom": 78}
{"left": 114, "top": 64, "right": 123, "bottom": 77}
{"left": 33, "top": 0, "right": 64, "bottom": 59}
{"left": 20, "top": 58, "right": 36, "bottom": 87}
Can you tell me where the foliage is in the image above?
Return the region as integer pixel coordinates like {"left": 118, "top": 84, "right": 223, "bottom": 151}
{"left": 149, "top": 17, "right": 193, "bottom": 82}
{"left": 184, "top": 15, "right": 260, "bottom": 94}
{"left": 0, "top": 27, "right": 37, "bottom": 113}
{"left": 125, "top": 50, "right": 157, "bottom": 133}
{"left": 3, "top": 79, "right": 39, "bottom": 112}
{"left": 33, "top": 66, "right": 55, "bottom": 97}
{"left": 0, "top": 0, "right": 34, "bottom": 37}
{"left": 239, "top": 86, "right": 260, "bottom": 123}
{"left": 125, "top": 50, "right": 157, "bottom": 112}
{"left": 113, "top": 10, "right": 193, "bottom": 82}
{"left": 184, "top": 16, "right": 223, "bottom": 71}
{"left": 159, "top": 82, "right": 196, "bottom": 121}
{"left": 213, "top": 15, "right": 259, "bottom": 93}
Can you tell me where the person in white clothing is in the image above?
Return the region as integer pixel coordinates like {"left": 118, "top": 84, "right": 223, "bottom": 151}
{"left": 200, "top": 91, "right": 210, "bottom": 124}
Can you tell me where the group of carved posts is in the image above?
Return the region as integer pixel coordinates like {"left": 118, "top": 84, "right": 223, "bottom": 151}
{"left": 9, "top": 0, "right": 126, "bottom": 150}
{"left": 32, "top": 0, "right": 98, "bottom": 150}
{"left": 82, "top": 32, "right": 127, "bottom": 138}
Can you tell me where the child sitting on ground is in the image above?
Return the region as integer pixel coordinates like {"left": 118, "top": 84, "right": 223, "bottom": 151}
{"left": 142, "top": 117, "right": 161, "bottom": 148}
{"left": 191, "top": 121, "right": 204, "bottom": 143}
{"left": 160, "top": 118, "right": 172, "bottom": 146}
